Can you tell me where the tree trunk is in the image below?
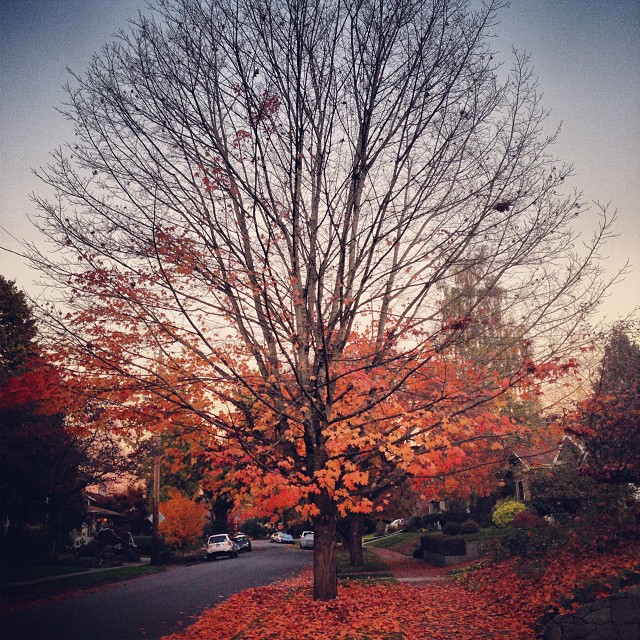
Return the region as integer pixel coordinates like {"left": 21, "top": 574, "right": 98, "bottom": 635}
{"left": 347, "top": 514, "right": 365, "bottom": 567}
{"left": 313, "top": 495, "right": 338, "bottom": 600}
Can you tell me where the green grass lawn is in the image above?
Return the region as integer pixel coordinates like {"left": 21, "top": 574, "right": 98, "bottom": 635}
{"left": 1, "top": 563, "right": 92, "bottom": 583}
{"left": 1, "top": 565, "right": 165, "bottom": 606}
{"left": 365, "top": 531, "right": 423, "bottom": 556}
{"left": 337, "top": 549, "right": 393, "bottom": 581}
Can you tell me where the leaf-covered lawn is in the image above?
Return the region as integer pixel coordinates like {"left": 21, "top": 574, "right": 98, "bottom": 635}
{"left": 162, "top": 569, "right": 532, "bottom": 640}
{"left": 460, "top": 540, "right": 640, "bottom": 631}
{"left": 162, "top": 540, "right": 640, "bottom": 640}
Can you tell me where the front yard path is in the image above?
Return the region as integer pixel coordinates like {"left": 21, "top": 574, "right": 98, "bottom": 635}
{"left": 368, "top": 546, "right": 473, "bottom": 584}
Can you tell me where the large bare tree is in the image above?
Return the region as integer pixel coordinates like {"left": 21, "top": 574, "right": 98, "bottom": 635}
{"left": 27, "top": 0, "right": 616, "bottom": 599}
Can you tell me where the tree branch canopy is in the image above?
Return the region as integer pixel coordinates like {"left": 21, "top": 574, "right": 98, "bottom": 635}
{"left": 26, "top": 0, "right": 617, "bottom": 600}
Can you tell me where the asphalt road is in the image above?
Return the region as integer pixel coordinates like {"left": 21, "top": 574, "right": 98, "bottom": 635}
{"left": 1, "top": 540, "right": 313, "bottom": 640}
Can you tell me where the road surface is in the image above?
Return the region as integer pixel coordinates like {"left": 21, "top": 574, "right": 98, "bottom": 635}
{"left": 1, "top": 540, "right": 312, "bottom": 640}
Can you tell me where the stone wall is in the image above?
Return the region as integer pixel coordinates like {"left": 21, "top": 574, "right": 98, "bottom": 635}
{"left": 422, "top": 540, "right": 484, "bottom": 567}
{"left": 543, "top": 585, "right": 640, "bottom": 640}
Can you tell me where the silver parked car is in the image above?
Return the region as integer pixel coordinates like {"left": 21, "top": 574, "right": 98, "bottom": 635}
{"left": 300, "top": 531, "right": 314, "bottom": 549}
{"left": 206, "top": 533, "right": 238, "bottom": 560}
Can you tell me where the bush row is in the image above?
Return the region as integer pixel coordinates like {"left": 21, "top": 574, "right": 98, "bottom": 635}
{"left": 403, "top": 511, "right": 476, "bottom": 531}
{"left": 442, "top": 519, "right": 480, "bottom": 535}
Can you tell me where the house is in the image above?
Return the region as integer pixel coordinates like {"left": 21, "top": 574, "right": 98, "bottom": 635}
{"left": 507, "top": 435, "right": 585, "bottom": 502}
{"left": 71, "top": 490, "right": 129, "bottom": 545}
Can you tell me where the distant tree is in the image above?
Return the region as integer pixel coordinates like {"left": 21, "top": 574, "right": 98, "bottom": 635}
{"left": 109, "top": 486, "right": 149, "bottom": 536}
{"left": 440, "top": 255, "right": 519, "bottom": 373}
{"left": 0, "top": 279, "right": 133, "bottom": 561}
{"left": 528, "top": 457, "right": 633, "bottom": 524}
{"left": 29, "top": 0, "right": 615, "bottom": 600}
{"left": 0, "top": 280, "right": 86, "bottom": 557}
{"left": 0, "top": 277, "right": 37, "bottom": 377}
{"left": 569, "top": 324, "right": 640, "bottom": 484}
{"left": 159, "top": 488, "right": 208, "bottom": 548}
{"left": 0, "top": 399, "right": 86, "bottom": 554}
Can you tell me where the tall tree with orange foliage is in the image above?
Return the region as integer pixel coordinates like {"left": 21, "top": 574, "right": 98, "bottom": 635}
{"left": 27, "top": 0, "right": 615, "bottom": 599}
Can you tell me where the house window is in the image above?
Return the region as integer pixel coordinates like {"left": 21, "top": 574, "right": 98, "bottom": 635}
{"left": 516, "top": 480, "right": 526, "bottom": 502}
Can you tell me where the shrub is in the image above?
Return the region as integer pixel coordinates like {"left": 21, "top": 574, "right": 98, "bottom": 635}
{"left": 76, "top": 540, "right": 99, "bottom": 557}
{"left": 459, "top": 519, "right": 480, "bottom": 534}
{"left": 468, "top": 496, "right": 496, "bottom": 528}
{"left": 412, "top": 547, "right": 424, "bottom": 559}
{"left": 443, "top": 521, "right": 461, "bottom": 535}
{"left": 495, "top": 524, "right": 564, "bottom": 560}
{"left": 123, "top": 547, "right": 141, "bottom": 562}
{"left": 420, "top": 534, "right": 439, "bottom": 553}
{"left": 420, "top": 514, "right": 444, "bottom": 530}
{"left": 441, "top": 510, "right": 468, "bottom": 525}
{"left": 406, "top": 516, "right": 423, "bottom": 532}
{"left": 134, "top": 535, "right": 152, "bottom": 554}
{"left": 239, "top": 518, "right": 269, "bottom": 539}
{"left": 421, "top": 533, "right": 468, "bottom": 556}
{"left": 499, "top": 528, "right": 530, "bottom": 558}
{"left": 512, "top": 510, "right": 546, "bottom": 530}
{"left": 492, "top": 499, "right": 526, "bottom": 527}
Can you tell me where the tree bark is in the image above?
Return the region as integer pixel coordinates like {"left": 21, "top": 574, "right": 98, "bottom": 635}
{"left": 313, "top": 495, "right": 338, "bottom": 600}
{"left": 347, "top": 514, "right": 365, "bottom": 567}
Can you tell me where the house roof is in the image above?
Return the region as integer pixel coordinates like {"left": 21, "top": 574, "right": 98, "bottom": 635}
{"left": 84, "top": 490, "right": 126, "bottom": 518}
{"left": 88, "top": 505, "right": 126, "bottom": 518}
{"left": 512, "top": 434, "right": 584, "bottom": 470}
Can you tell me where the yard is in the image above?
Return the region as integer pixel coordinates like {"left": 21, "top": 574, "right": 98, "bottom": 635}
{"left": 160, "top": 533, "right": 640, "bottom": 640}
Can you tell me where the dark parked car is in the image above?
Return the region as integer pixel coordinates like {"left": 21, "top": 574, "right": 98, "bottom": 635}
{"left": 233, "top": 533, "right": 252, "bottom": 553}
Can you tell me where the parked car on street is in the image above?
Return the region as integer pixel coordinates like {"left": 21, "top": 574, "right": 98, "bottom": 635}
{"left": 233, "top": 533, "right": 252, "bottom": 553}
{"left": 270, "top": 531, "right": 295, "bottom": 544}
{"left": 206, "top": 534, "right": 238, "bottom": 560}
{"left": 299, "top": 531, "right": 314, "bottom": 549}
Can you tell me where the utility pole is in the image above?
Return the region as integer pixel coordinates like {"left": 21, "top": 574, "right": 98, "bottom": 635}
{"left": 150, "top": 435, "right": 161, "bottom": 565}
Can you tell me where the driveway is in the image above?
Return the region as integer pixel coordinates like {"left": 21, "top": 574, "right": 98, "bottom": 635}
{"left": 1, "top": 540, "right": 312, "bottom": 640}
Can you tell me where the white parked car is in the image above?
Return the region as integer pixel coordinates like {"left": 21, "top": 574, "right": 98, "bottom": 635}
{"left": 300, "top": 531, "right": 314, "bottom": 549}
{"left": 206, "top": 533, "right": 238, "bottom": 560}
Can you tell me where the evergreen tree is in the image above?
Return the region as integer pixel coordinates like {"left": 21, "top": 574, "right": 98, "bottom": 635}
{"left": 570, "top": 324, "right": 640, "bottom": 483}
{"left": 0, "top": 277, "right": 37, "bottom": 378}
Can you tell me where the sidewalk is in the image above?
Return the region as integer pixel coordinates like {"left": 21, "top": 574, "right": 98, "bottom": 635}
{"left": 367, "top": 547, "right": 456, "bottom": 584}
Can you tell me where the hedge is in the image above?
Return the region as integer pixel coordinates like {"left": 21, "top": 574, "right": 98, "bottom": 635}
{"left": 420, "top": 534, "right": 467, "bottom": 556}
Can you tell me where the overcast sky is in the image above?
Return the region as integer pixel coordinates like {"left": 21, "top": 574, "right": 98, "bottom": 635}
{"left": 1, "top": 0, "right": 639, "bottom": 323}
